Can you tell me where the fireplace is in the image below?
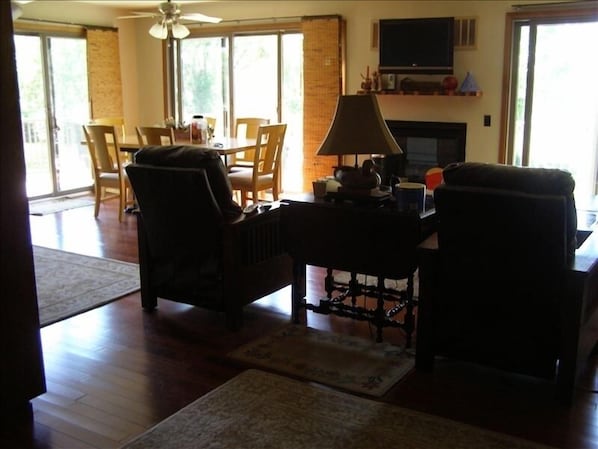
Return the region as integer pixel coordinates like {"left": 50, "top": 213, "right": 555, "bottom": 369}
{"left": 374, "top": 120, "right": 467, "bottom": 185}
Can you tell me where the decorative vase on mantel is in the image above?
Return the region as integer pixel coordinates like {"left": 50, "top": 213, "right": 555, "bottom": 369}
{"left": 459, "top": 72, "right": 480, "bottom": 94}
{"left": 442, "top": 75, "right": 459, "bottom": 94}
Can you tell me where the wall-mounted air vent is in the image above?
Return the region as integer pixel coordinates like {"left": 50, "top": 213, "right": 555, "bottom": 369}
{"left": 454, "top": 17, "right": 477, "bottom": 49}
{"left": 371, "top": 21, "right": 379, "bottom": 49}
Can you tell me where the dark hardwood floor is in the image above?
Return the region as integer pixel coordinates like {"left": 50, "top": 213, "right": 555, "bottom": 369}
{"left": 3, "top": 194, "right": 597, "bottom": 449}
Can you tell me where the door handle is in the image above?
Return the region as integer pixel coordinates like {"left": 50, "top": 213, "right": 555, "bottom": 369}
{"left": 51, "top": 116, "right": 60, "bottom": 132}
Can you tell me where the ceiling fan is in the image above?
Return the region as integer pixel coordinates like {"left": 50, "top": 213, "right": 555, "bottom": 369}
{"left": 118, "top": 0, "right": 222, "bottom": 40}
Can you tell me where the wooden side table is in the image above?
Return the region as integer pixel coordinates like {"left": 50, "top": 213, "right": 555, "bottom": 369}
{"left": 280, "top": 194, "right": 436, "bottom": 345}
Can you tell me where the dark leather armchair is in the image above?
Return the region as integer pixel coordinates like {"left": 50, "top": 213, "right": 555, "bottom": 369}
{"left": 125, "top": 146, "right": 292, "bottom": 329}
{"left": 416, "top": 162, "right": 598, "bottom": 403}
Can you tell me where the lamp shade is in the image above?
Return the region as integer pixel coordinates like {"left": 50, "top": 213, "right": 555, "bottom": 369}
{"left": 316, "top": 95, "right": 402, "bottom": 156}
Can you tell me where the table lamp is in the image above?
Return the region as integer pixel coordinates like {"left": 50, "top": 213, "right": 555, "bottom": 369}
{"left": 316, "top": 94, "right": 402, "bottom": 193}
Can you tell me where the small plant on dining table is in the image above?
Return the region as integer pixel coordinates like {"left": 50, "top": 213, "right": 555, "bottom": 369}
{"left": 164, "top": 116, "right": 190, "bottom": 142}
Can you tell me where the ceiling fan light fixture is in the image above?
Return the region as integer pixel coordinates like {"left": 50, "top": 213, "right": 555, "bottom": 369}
{"left": 149, "top": 20, "right": 168, "bottom": 39}
{"left": 119, "top": 0, "right": 220, "bottom": 40}
{"left": 171, "top": 21, "right": 190, "bottom": 39}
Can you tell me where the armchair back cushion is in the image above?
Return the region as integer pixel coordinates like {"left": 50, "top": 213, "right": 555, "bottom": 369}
{"left": 134, "top": 146, "right": 242, "bottom": 218}
{"left": 442, "top": 162, "right": 577, "bottom": 260}
{"left": 126, "top": 164, "right": 223, "bottom": 298}
{"left": 433, "top": 183, "right": 568, "bottom": 377}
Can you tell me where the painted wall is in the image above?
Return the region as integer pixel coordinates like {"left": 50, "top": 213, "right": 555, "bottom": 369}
{"left": 115, "top": 0, "right": 522, "bottom": 163}
{"left": 20, "top": 1, "right": 559, "bottom": 162}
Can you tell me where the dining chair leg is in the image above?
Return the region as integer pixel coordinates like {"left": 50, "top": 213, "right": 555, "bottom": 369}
{"left": 232, "top": 190, "right": 241, "bottom": 206}
{"left": 118, "top": 193, "right": 124, "bottom": 222}
{"left": 94, "top": 187, "right": 101, "bottom": 218}
{"left": 243, "top": 190, "right": 250, "bottom": 207}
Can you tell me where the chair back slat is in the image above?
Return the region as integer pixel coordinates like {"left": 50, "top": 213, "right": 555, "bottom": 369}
{"left": 232, "top": 117, "right": 270, "bottom": 165}
{"left": 83, "top": 124, "right": 121, "bottom": 172}
{"left": 253, "top": 123, "right": 287, "bottom": 180}
{"left": 92, "top": 116, "right": 125, "bottom": 140}
{"left": 136, "top": 126, "right": 175, "bottom": 146}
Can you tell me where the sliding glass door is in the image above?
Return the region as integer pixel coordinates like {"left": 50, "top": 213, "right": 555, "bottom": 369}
{"left": 177, "top": 36, "right": 229, "bottom": 137}
{"left": 508, "top": 18, "right": 598, "bottom": 211}
{"left": 176, "top": 29, "right": 304, "bottom": 193}
{"left": 14, "top": 34, "right": 92, "bottom": 199}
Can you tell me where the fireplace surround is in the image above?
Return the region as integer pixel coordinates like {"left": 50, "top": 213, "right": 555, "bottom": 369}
{"left": 374, "top": 120, "right": 467, "bottom": 185}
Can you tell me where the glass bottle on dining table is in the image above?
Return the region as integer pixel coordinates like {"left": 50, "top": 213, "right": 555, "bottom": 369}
{"left": 190, "top": 115, "right": 208, "bottom": 143}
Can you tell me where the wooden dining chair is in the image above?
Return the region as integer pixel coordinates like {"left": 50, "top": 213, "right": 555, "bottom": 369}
{"left": 135, "top": 126, "right": 175, "bottom": 146}
{"left": 228, "top": 123, "right": 287, "bottom": 207}
{"left": 228, "top": 117, "right": 270, "bottom": 170}
{"left": 205, "top": 116, "right": 217, "bottom": 132}
{"left": 92, "top": 116, "right": 126, "bottom": 140}
{"left": 83, "top": 124, "right": 133, "bottom": 222}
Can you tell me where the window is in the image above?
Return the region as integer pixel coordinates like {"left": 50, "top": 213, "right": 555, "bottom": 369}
{"left": 173, "top": 27, "right": 304, "bottom": 193}
{"left": 502, "top": 7, "right": 598, "bottom": 211}
{"left": 14, "top": 33, "right": 91, "bottom": 198}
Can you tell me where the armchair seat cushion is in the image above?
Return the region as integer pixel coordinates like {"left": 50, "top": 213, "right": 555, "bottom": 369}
{"left": 442, "top": 162, "right": 577, "bottom": 260}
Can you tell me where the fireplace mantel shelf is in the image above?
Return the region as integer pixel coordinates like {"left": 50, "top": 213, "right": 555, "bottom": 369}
{"left": 358, "top": 90, "right": 483, "bottom": 97}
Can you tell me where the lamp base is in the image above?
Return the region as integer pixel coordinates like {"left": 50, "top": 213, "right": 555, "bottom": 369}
{"left": 337, "top": 186, "right": 384, "bottom": 196}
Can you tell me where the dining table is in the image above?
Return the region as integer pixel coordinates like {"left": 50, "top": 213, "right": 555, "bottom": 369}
{"left": 118, "top": 135, "right": 257, "bottom": 168}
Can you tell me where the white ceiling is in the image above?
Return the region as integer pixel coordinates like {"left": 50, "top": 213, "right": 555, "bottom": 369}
{"left": 15, "top": 0, "right": 223, "bottom": 24}
{"left": 16, "top": 1, "right": 214, "bottom": 12}
{"left": 79, "top": 1, "right": 211, "bottom": 9}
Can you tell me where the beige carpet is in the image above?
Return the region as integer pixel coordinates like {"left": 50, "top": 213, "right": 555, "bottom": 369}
{"left": 228, "top": 324, "right": 414, "bottom": 397}
{"left": 29, "top": 195, "right": 94, "bottom": 215}
{"left": 120, "top": 369, "right": 556, "bottom": 449}
{"left": 33, "top": 246, "right": 140, "bottom": 326}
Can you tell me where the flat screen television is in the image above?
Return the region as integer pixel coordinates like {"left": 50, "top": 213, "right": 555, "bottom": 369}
{"left": 379, "top": 17, "right": 455, "bottom": 75}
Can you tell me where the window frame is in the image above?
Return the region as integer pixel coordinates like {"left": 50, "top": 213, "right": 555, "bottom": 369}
{"left": 169, "top": 21, "right": 302, "bottom": 135}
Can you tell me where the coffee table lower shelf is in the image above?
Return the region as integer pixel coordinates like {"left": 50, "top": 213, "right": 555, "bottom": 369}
{"left": 296, "top": 269, "right": 417, "bottom": 347}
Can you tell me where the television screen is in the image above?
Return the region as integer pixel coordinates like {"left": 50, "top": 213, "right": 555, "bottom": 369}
{"left": 379, "top": 17, "right": 455, "bottom": 74}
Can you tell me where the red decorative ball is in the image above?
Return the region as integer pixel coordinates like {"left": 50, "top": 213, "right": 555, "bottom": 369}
{"left": 442, "top": 76, "right": 458, "bottom": 93}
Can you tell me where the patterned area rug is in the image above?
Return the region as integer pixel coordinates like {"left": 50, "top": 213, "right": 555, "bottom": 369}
{"left": 120, "top": 369, "right": 556, "bottom": 449}
{"left": 228, "top": 324, "right": 414, "bottom": 397}
{"left": 29, "top": 196, "right": 94, "bottom": 216}
{"left": 33, "top": 246, "right": 140, "bottom": 326}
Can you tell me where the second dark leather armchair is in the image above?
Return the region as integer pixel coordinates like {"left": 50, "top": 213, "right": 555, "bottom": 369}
{"left": 416, "top": 162, "right": 598, "bottom": 403}
{"left": 125, "top": 146, "right": 292, "bottom": 330}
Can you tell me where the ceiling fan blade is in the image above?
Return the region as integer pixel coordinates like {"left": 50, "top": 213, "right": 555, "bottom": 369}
{"left": 180, "top": 13, "right": 222, "bottom": 24}
{"left": 117, "top": 12, "right": 159, "bottom": 20}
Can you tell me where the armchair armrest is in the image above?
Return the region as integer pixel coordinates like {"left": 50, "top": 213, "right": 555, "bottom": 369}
{"left": 222, "top": 202, "right": 287, "bottom": 267}
{"left": 417, "top": 230, "right": 598, "bottom": 403}
{"left": 559, "top": 230, "right": 598, "bottom": 402}
{"left": 220, "top": 202, "right": 292, "bottom": 326}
